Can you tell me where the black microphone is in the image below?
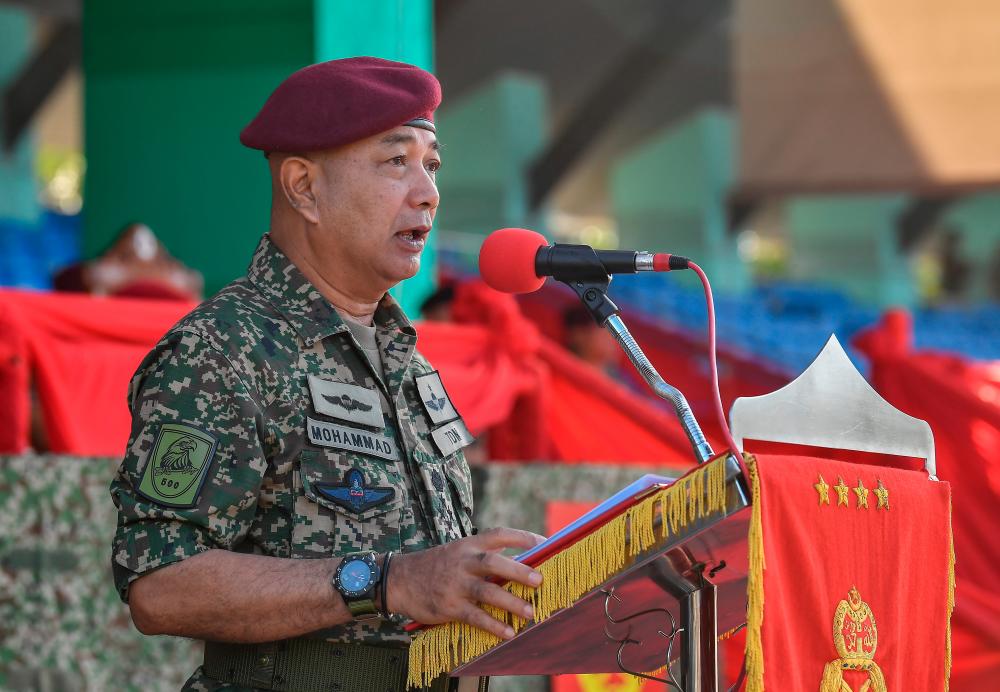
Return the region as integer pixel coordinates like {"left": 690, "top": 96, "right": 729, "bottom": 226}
{"left": 479, "top": 227, "right": 689, "bottom": 294}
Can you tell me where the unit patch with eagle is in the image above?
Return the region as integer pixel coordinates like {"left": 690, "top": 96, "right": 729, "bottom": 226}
{"left": 136, "top": 423, "right": 218, "bottom": 508}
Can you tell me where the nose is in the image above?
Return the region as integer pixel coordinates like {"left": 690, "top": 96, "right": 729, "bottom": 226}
{"left": 409, "top": 167, "right": 440, "bottom": 212}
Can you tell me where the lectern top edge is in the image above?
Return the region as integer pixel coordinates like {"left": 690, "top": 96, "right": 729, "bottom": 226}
{"left": 729, "top": 334, "right": 936, "bottom": 478}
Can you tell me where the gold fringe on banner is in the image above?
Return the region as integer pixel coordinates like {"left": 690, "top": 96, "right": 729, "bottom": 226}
{"left": 945, "top": 490, "right": 955, "bottom": 691}
{"left": 406, "top": 454, "right": 731, "bottom": 689}
{"left": 743, "top": 453, "right": 765, "bottom": 692}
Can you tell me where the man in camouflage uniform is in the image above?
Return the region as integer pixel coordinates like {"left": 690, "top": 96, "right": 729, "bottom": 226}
{"left": 110, "top": 57, "right": 543, "bottom": 692}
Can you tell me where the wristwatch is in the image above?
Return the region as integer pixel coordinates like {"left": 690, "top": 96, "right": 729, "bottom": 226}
{"left": 333, "top": 552, "right": 382, "bottom": 620}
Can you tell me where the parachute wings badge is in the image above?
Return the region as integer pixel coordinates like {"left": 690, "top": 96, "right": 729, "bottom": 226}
{"left": 322, "top": 392, "right": 374, "bottom": 413}
{"left": 820, "top": 586, "right": 887, "bottom": 692}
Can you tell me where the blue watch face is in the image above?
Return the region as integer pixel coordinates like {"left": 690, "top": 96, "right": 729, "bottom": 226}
{"left": 340, "top": 560, "right": 373, "bottom": 593}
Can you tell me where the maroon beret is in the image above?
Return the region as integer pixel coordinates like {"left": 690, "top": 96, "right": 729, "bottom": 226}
{"left": 240, "top": 56, "right": 441, "bottom": 153}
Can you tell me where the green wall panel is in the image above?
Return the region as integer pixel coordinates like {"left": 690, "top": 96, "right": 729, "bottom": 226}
{"left": 434, "top": 73, "right": 549, "bottom": 237}
{"left": 314, "top": 0, "right": 433, "bottom": 69}
{"left": 612, "top": 109, "right": 747, "bottom": 294}
{"left": 941, "top": 194, "right": 1000, "bottom": 301}
{"left": 83, "top": 1, "right": 313, "bottom": 295}
{"left": 0, "top": 6, "right": 39, "bottom": 223}
{"left": 84, "top": 0, "right": 436, "bottom": 315}
{"left": 786, "top": 194, "right": 915, "bottom": 307}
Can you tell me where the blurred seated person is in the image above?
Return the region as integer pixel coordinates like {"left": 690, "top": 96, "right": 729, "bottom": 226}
{"left": 53, "top": 222, "right": 203, "bottom": 301}
{"left": 419, "top": 283, "right": 455, "bottom": 321}
{"left": 937, "top": 228, "right": 969, "bottom": 304}
{"left": 562, "top": 304, "right": 653, "bottom": 402}
{"left": 563, "top": 303, "right": 623, "bottom": 376}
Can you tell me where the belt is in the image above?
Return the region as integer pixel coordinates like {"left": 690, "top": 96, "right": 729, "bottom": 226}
{"left": 203, "top": 638, "right": 482, "bottom": 692}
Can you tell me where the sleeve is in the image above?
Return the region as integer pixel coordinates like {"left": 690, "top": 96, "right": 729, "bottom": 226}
{"left": 110, "top": 330, "right": 268, "bottom": 602}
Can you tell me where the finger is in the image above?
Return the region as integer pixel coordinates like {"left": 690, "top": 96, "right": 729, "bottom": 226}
{"left": 476, "top": 527, "right": 547, "bottom": 551}
{"left": 468, "top": 552, "right": 543, "bottom": 587}
{"left": 461, "top": 604, "right": 516, "bottom": 640}
{"left": 472, "top": 581, "right": 535, "bottom": 621}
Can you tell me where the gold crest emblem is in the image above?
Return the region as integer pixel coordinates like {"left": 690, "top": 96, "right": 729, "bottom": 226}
{"left": 819, "top": 586, "right": 887, "bottom": 692}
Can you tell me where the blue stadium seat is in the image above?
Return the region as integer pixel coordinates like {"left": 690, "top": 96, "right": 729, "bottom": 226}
{"left": 0, "top": 212, "right": 81, "bottom": 291}
{"left": 448, "top": 253, "right": 1000, "bottom": 369}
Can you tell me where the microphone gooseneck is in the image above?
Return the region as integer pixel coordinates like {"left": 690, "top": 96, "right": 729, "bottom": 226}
{"left": 603, "top": 314, "right": 714, "bottom": 463}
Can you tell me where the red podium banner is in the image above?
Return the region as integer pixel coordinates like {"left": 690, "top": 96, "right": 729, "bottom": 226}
{"left": 745, "top": 453, "right": 954, "bottom": 691}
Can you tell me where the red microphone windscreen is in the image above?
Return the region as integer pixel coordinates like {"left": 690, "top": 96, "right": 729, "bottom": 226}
{"left": 478, "top": 228, "right": 549, "bottom": 294}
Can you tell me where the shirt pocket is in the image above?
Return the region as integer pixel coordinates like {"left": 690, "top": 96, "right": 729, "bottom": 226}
{"left": 293, "top": 450, "right": 406, "bottom": 557}
{"left": 443, "top": 453, "right": 476, "bottom": 538}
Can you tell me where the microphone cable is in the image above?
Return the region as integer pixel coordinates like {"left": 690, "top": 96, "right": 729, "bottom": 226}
{"left": 687, "top": 261, "right": 741, "bottom": 458}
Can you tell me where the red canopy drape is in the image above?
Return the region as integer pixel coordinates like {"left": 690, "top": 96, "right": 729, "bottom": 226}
{"left": 414, "top": 281, "right": 698, "bottom": 465}
{"left": 854, "top": 309, "right": 1000, "bottom": 689}
{"left": 0, "top": 290, "right": 195, "bottom": 455}
{"left": 0, "top": 287, "right": 697, "bottom": 467}
{"left": 516, "top": 285, "right": 791, "bottom": 451}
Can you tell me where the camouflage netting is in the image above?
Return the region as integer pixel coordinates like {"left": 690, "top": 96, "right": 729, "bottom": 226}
{"left": 0, "top": 454, "right": 200, "bottom": 692}
{"left": 0, "top": 455, "right": 676, "bottom": 692}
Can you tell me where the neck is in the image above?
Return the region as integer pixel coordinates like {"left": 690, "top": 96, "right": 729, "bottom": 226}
{"left": 334, "top": 305, "right": 378, "bottom": 327}
{"left": 269, "top": 228, "right": 381, "bottom": 327}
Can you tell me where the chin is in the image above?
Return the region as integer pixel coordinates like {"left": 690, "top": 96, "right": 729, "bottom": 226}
{"left": 404, "top": 255, "right": 423, "bottom": 277}
{"left": 384, "top": 259, "right": 421, "bottom": 286}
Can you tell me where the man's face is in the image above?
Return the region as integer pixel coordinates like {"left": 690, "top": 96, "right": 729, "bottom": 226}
{"left": 305, "top": 125, "right": 441, "bottom": 296}
{"left": 566, "top": 323, "right": 621, "bottom": 369}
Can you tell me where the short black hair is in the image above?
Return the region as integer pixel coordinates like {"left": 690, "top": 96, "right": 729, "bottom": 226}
{"left": 420, "top": 284, "right": 456, "bottom": 315}
{"left": 563, "top": 303, "right": 597, "bottom": 329}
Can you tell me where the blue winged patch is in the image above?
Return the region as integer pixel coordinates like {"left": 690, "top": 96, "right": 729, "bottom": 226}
{"left": 315, "top": 468, "right": 395, "bottom": 514}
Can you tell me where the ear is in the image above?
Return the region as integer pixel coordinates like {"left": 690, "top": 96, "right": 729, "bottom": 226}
{"left": 279, "top": 156, "right": 320, "bottom": 224}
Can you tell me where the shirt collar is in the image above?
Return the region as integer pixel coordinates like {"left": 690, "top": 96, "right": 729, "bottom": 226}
{"left": 246, "top": 234, "right": 416, "bottom": 347}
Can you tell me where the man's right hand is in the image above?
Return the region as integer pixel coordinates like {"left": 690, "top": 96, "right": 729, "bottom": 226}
{"left": 388, "top": 528, "right": 546, "bottom": 639}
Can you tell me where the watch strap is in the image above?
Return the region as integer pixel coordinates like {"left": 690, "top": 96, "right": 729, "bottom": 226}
{"left": 347, "top": 597, "right": 379, "bottom": 618}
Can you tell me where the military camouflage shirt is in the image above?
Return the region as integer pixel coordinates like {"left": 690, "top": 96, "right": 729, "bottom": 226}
{"left": 110, "top": 234, "right": 476, "bottom": 689}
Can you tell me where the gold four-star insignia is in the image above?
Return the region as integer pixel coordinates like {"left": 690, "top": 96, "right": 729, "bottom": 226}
{"left": 834, "top": 477, "right": 850, "bottom": 507}
{"left": 814, "top": 474, "right": 830, "bottom": 505}
{"left": 854, "top": 479, "right": 870, "bottom": 509}
{"left": 874, "top": 479, "right": 889, "bottom": 510}
{"left": 821, "top": 475, "right": 889, "bottom": 510}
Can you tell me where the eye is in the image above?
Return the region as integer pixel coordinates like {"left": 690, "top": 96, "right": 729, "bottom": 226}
{"left": 389, "top": 155, "right": 407, "bottom": 166}
{"left": 426, "top": 160, "right": 441, "bottom": 173}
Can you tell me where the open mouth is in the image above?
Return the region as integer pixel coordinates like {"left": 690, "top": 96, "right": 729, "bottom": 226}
{"left": 396, "top": 227, "right": 430, "bottom": 249}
